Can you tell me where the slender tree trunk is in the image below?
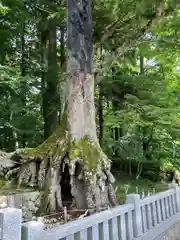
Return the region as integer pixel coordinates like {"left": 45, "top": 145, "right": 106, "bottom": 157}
{"left": 9, "top": 111, "right": 19, "bottom": 150}
{"left": 98, "top": 46, "right": 104, "bottom": 146}
{"left": 140, "top": 56, "right": 152, "bottom": 160}
{"left": 58, "top": 26, "right": 65, "bottom": 123}
{"left": 111, "top": 67, "right": 123, "bottom": 144}
{"left": 98, "top": 83, "right": 104, "bottom": 146}
{"left": 140, "top": 55, "right": 144, "bottom": 74}
{"left": 20, "top": 21, "right": 27, "bottom": 148}
{"left": 60, "top": 26, "right": 65, "bottom": 68}
{"left": 42, "top": 21, "right": 59, "bottom": 139}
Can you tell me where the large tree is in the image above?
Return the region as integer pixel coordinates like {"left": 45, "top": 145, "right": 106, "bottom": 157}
{"left": 64, "top": 0, "right": 117, "bottom": 209}
{"left": 4, "top": 0, "right": 117, "bottom": 213}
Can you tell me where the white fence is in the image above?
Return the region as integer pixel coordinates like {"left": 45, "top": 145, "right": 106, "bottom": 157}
{"left": 1, "top": 183, "right": 180, "bottom": 240}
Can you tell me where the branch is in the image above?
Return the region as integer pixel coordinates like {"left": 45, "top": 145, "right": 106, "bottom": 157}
{"left": 94, "top": 2, "right": 177, "bottom": 84}
{"left": 100, "top": 0, "right": 174, "bottom": 44}
{"left": 35, "top": 6, "right": 52, "bottom": 14}
{"left": 100, "top": 14, "right": 136, "bottom": 42}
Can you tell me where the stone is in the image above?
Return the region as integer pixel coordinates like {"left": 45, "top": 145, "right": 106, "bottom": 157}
{"left": 22, "top": 221, "right": 44, "bottom": 240}
{"left": 0, "top": 208, "right": 22, "bottom": 240}
{"left": 28, "top": 201, "right": 35, "bottom": 211}
{"left": 0, "top": 191, "right": 40, "bottom": 221}
{"left": 127, "top": 194, "right": 143, "bottom": 237}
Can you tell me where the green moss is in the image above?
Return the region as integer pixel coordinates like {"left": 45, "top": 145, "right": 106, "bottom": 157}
{"left": 69, "top": 136, "right": 104, "bottom": 172}
{"left": 21, "top": 110, "right": 106, "bottom": 173}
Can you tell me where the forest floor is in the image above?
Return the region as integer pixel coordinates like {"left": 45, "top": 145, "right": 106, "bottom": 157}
{"left": 0, "top": 180, "right": 36, "bottom": 195}
{"left": 114, "top": 172, "right": 168, "bottom": 204}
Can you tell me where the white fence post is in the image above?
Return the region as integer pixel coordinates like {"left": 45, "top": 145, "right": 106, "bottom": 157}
{"left": 22, "top": 221, "right": 44, "bottom": 240}
{"left": 0, "top": 208, "right": 22, "bottom": 240}
{"left": 127, "top": 194, "right": 143, "bottom": 238}
{"left": 170, "top": 183, "right": 180, "bottom": 213}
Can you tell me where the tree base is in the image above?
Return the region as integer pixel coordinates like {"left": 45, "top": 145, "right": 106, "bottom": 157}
{"left": 5, "top": 127, "right": 117, "bottom": 214}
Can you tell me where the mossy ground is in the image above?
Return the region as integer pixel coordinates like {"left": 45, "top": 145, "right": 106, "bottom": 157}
{"left": 114, "top": 172, "right": 168, "bottom": 204}
{"left": 0, "top": 180, "right": 37, "bottom": 195}
{"left": 0, "top": 175, "right": 168, "bottom": 200}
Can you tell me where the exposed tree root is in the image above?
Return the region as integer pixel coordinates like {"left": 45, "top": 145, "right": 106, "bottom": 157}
{"left": 3, "top": 125, "right": 117, "bottom": 214}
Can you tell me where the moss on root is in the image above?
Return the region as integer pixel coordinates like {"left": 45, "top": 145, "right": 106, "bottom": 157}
{"left": 4, "top": 112, "right": 118, "bottom": 211}
{"left": 18, "top": 109, "right": 107, "bottom": 174}
{"left": 69, "top": 136, "right": 108, "bottom": 173}
{"left": 23, "top": 133, "right": 107, "bottom": 174}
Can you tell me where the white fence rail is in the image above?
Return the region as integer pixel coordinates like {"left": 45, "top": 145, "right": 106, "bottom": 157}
{"left": 1, "top": 183, "right": 180, "bottom": 240}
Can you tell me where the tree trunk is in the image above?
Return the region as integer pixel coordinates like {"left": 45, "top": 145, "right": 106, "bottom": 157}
{"left": 98, "top": 46, "right": 104, "bottom": 146}
{"left": 98, "top": 83, "right": 104, "bottom": 146}
{"left": 60, "top": 26, "right": 65, "bottom": 68}
{"left": 42, "top": 21, "right": 59, "bottom": 139}
{"left": 58, "top": 26, "right": 65, "bottom": 124}
{"left": 140, "top": 55, "right": 144, "bottom": 74}
{"left": 65, "top": 0, "right": 117, "bottom": 210}
{"left": 20, "top": 21, "right": 27, "bottom": 148}
{"left": 4, "top": 0, "right": 117, "bottom": 214}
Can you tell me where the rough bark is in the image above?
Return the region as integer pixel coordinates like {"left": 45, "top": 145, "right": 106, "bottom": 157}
{"left": 66, "top": 73, "right": 117, "bottom": 209}
{"left": 66, "top": 0, "right": 117, "bottom": 210}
